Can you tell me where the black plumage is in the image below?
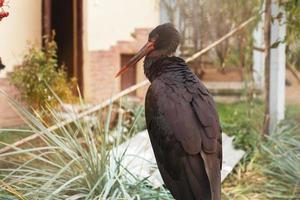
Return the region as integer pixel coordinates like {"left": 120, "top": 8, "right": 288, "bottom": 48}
{"left": 116, "top": 23, "right": 222, "bottom": 200}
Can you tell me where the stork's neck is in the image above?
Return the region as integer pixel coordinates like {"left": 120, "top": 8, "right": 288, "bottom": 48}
{"left": 143, "top": 56, "right": 186, "bottom": 82}
{"left": 143, "top": 56, "right": 163, "bottom": 81}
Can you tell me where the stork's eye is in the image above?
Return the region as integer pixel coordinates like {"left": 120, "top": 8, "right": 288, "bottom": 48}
{"left": 149, "top": 34, "right": 159, "bottom": 42}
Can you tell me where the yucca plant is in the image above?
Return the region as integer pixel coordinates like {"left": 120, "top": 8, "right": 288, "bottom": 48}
{"left": 260, "top": 124, "right": 300, "bottom": 199}
{"left": 0, "top": 94, "right": 172, "bottom": 199}
{"left": 222, "top": 122, "right": 300, "bottom": 200}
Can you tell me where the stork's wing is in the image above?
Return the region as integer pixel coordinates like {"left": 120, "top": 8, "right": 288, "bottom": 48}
{"left": 145, "top": 78, "right": 222, "bottom": 157}
{"left": 145, "top": 78, "right": 222, "bottom": 199}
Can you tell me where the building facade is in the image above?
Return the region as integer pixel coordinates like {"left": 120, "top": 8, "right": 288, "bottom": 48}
{"left": 0, "top": 0, "right": 162, "bottom": 127}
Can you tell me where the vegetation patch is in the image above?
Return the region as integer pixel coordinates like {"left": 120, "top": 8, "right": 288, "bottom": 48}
{"left": 9, "top": 35, "right": 77, "bottom": 111}
{"left": 0, "top": 97, "right": 172, "bottom": 200}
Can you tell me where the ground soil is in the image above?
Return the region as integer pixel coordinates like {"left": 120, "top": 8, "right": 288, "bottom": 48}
{"left": 286, "top": 69, "right": 300, "bottom": 105}
{"left": 199, "top": 67, "right": 244, "bottom": 82}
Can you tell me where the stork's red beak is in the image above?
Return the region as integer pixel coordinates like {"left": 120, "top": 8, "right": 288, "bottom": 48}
{"left": 115, "top": 41, "right": 155, "bottom": 77}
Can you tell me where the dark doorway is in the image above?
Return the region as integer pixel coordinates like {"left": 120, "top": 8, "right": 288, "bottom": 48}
{"left": 42, "top": 0, "right": 83, "bottom": 94}
{"left": 51, "top": 0, "right": 74, "bottom": 77}
{"left": 120, "top": 54, "right": 137, "bottom": 96}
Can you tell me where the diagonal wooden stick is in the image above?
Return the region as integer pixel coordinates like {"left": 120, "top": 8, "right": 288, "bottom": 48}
{"left": 186, "top": 15, "right": 257, "bottom": 63}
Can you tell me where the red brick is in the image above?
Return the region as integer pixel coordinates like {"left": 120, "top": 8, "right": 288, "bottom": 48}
{"left": 0, "top": 78, "right": 24, "bottom": 128}
{"left": 86, "top": 28, "right": 151, "bottom": 103}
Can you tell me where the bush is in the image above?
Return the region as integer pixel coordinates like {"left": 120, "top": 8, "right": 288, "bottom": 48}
{"left": 9, "top": 35, "right": 76, "bottom": 110}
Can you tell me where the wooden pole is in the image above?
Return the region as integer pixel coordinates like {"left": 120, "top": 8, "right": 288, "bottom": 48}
{"left": 186, "top": 15, "right": 257, "bottom": 63}
{"left": 263, "top": 0, "right": 272, "bottom": 135}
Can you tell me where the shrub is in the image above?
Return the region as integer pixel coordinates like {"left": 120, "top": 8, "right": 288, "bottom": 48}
{"left": 9, "top": 35, "right": 76, "bottom": 110}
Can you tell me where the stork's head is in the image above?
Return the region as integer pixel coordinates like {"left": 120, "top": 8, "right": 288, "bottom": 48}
{"left": 115, "top": 23, "right": 180, "bottom": 77}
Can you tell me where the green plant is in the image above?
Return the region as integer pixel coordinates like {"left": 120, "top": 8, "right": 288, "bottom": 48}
{"left": 222, "top": 121, "right": 300, "bottom": 200}
{"left": 162, "top": 0, "right": 260, "bottom": 68}
{"left": 217, "top": 100, "right": 264, "bottom": 153}
{"left": 0, "top": 128, "right": 32, "bottom": 149}
{"left": 120, "top": 98, "right": 146, "bottom": 137}
{"left": 9, "top": 35, "right": 76, "bottom": 110}
{"left": 0, "top": 94, "right": 172, "bottom": 200}
{"left": 222, "top": 153, "right": 268, "bottom": 200}
{"left": 276, "top": 0, "right": 300, "bottom": 71}
{"left": 260, "top": 124, "right": 300, "bottom": 199}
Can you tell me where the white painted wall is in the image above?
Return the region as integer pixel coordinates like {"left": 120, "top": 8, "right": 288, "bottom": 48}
{"left": 0, "top": 0, "right": 42, "bottom": 78}
{"left": 252, "top": 19, "right": 265, "bottom": 90}
{"left": 87, "top": 0, "right": 160, "bottom": 51}
{"left": 269, "top": 2, "right": 286, "bottom": 133}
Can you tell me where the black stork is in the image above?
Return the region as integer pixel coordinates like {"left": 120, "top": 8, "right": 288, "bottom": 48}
{"left": 116, "top": 23, "right": 222, "bottom": 200}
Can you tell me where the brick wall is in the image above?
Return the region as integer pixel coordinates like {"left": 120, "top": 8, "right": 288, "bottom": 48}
{"left": 0, "top": 78, "right": 24, "bottom": 128}
{"left": 86, "top": 28, "right": 151, "bottom": 103}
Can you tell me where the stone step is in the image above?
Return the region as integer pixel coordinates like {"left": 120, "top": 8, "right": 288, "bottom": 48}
{"left": 204, "top": 81, "right": 262, "bottom": 96}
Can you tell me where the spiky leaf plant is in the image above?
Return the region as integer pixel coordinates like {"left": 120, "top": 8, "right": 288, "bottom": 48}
{"left": 222, "top": 122, "right": 300, "bottom": 200}
{"left": 0, "top": 94, "right": 172, "bottom": 200}
{"left": 260, "top": 124, "right": 300, "bottom": 199}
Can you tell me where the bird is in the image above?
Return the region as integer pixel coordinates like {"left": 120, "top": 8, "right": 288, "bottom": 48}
{"left": 116, "top": 23, "right": 222, "bottom": 200}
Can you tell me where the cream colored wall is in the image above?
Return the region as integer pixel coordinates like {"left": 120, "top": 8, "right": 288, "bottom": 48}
{"left": 82, "top": 0, "right": 92, "bottom": 101}
{"left": 87, "top": 0, "right": 160, "bottom": 51}
{"left": 0, "top": 0, "right": 42, "bottom": 78}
